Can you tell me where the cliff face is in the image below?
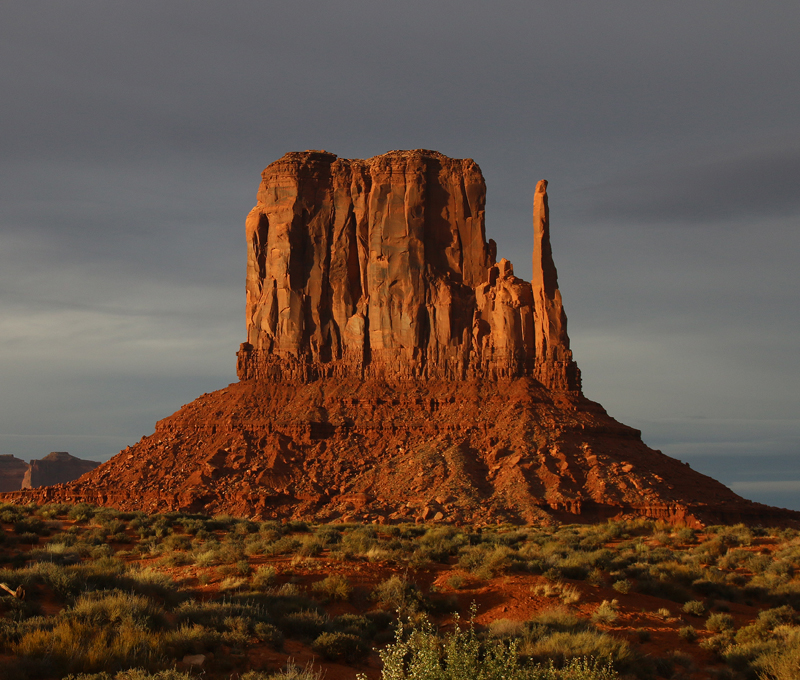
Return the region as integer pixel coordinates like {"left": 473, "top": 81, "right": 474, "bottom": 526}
{"left": 21, "top": 452, "right": 99, "bottom": 489}
{"left": 0, "top": 455, "right": 29, "bottom": 492}
{"left": 237, "top": 150, "right": 579, "bottom": 390}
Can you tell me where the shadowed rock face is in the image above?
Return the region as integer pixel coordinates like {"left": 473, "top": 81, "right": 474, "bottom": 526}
{"left": 2, "top": 150, "right": 796, "bottom": 527}
{"left": 0, "top": 455, "right": 29, "bottom": 492}
{"left": 237, "top": 150, "right": 580, "bottom": 391}
{"left": 21, "top": 452, "right": 99, "bottom": 489}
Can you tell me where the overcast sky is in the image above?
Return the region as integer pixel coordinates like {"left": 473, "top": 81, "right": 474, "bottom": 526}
{"left": 2, "top": 2, "right": 798, "bottom": 509}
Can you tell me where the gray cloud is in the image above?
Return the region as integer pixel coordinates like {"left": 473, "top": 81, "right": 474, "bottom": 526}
{"left": 576, "top": 144, "right": 800, "bottom": 224}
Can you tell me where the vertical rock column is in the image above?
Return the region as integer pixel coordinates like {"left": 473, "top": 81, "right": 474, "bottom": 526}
{"left": 531, "top": 180, "right": 581, "bottom": 391}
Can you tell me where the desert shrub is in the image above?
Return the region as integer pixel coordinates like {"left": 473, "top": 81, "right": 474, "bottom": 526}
{"left": 64, "top": 669, "right": 197, "bottom": 680}
{"left": 533, "top": 581, "right": 580, "bottom": 604}
{"left": 164, "top": 622, "right": 223, "bottom": 657}
{"left": 679, "top": 625, "right": 698, "bottom": 642}
{"left": 219, "top": 576, "right": 247, "bottom": 592}
{"left": 457, "top": 544, "right": 517, "bottom": 579}
{"left": 752, "top": 626, "right": 800, "bottom": 680}
{"left": 591, "top": 600, "right": 619, "bottom": 625}
{"left": 635, "top": 628, "right": 650, "bottom": 643}
{"left": 641, "top": 575, "right": 691, "bottom": 602}
{"left": 311, "top": 573, "right": 351, "bottom": 601}
{"left": 254, "top": 621, "right": 283, "bottom": 647}
{"left": 488, "top": 618, "right": 527, "bottom": 638}
{"left": 372, "top": 575, "right": 423, "bottom": 613}
{"left": 413, "top": 526, "right": 467, "bottom": 563}
{"left": 329, "top": 613, "right": 375, "bottom": 638}
{"left": 13, "top": 594, "right": 167, "bottom": 674}
{"left": 446, "top": 573, "right": 466, "bottom": 589}
{"left": 216, "top": 543, "right": 245, "bottom": 564}
{"left": 175, "top": 599, "right": 268, "bottom": 631}
{"left": 709, "top": 524, "right": 753, "bottom": 548}
{"left": 297, "top": 535, "right": 326, "bottom": 557}
{"left": 158, "top": 552, "right": 192, "bottom": 568}
{"left": 263, "top": 536, "right": 302, "bottom": 557}
{"left": 312, "top": 631, "right": 369, "bottom": 662}
{"left": 36, "top": 503, "right": 70, "bottom": 520}
{"left": 376, "top": 614, "right": 619, "bottom": 680}
{"left": 527, "top": 608, "right": 591, "bottom": 635}
{"left": 339, "top": 527, "right": 378, "bottom": 558}
{"left": 193, "top": 550, "right": 218, "bottom": 567}
{"left": 13, "top": 517, "right": 49, "bottom": 536}
{"left": 682, "top": 600, "right": 706, "bottom": 616}
{"left": 252, "top": 565, "right": 278, "bottom": 590}
{"left": 706, "top": 612, "right": 735, "bottom": 632}
{"left": 279, "top": 609, "right": 328, "bottom": 638}
{"left": 121, "top": 568, "right": 182, "bottom": 604}
{"left": 67, "top": 504, "right": 97, "bottom": 523}
{"left": 611, "top": 579, "right": 631, "bottom": 595}
{"left": 525, "top": 630, "right": 633, "bottom": 671}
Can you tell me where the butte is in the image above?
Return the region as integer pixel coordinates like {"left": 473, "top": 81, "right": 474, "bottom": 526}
{"left": 6, "top": 150, "right": 796, "bottom": 527}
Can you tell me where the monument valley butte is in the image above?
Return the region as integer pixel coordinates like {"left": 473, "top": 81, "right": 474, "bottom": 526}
{"left": 2, "top": 150, "right": 795, "bottom": 528}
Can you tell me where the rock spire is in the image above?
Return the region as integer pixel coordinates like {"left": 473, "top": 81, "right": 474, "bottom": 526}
{"left": 531, "top": 180, "right": 580, "bottom": 391}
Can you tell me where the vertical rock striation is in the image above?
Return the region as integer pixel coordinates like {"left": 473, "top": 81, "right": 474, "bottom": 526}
{"left": 237, "top": 150, "right": 580, "bottom": 391}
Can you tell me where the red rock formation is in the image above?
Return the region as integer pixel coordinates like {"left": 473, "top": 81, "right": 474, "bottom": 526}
{"left": 0, "top": 455, "right": 29, "bottom": 492}
{"left": 21, "top": 452, "right": 99, "bottom": 489}
{"left": 531, "top": 180, "right": 580, "bottom": 391}
{"left": 236, "top": 150, "right": 578, "bottom": 389}
{"left": 1, "top": 150, "right": 795, "bottom": 527}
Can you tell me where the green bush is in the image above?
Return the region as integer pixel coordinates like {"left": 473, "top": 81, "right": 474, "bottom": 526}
{"left": 371, "top": 614, "right": 620, "bottom": 680}
{"left": 311, "top": 573, "right": 351, "bottom": 601}
{"left": 706, "top": 612, "right": 735, "bottom": 632}
{"left": 611, "top": 579, "right": 631, "bottom": 595}
{"left": 371, "top": 575, "right": 423, "bottom": 613}
{"left": 252, "top": 565, "right": 278, "bottom": 590}
{"left": 312, "top": 631, "right": 369, "bottom": 662}
{"left": 254, "top": 622, "right": 283, "bottom": 648}
{"left": 682, "top": 600, "right": 705, "bottom": 616}
{"left": 278, "top": 609, "right": 328, "bottom": 638}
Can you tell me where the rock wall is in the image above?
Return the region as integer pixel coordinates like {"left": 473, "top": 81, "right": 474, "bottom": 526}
{"left": 0, "top": 455, "right": 29, "bottom": 492}
{"left": 237, "top": 150, "right": 580, "bottom": 390}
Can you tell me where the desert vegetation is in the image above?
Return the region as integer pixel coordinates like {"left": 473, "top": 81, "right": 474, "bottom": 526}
{"left": 0, "top": 503, "right": 799, "bottom": 679}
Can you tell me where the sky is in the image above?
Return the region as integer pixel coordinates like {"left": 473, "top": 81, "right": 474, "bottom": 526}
{"left": 1, "top": 2, "right": 798, "bottom": 509}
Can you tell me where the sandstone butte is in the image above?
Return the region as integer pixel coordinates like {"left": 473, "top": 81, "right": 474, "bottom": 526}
{"left": 3, "top": 150, "right": 797, "bottom": 528}
{"left": 0, "top": 451, "right": 98, "bottom": 491}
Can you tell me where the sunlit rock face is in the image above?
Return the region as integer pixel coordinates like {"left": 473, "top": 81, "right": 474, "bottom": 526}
{"left": 237, "top": 150, "right": 580, "bottom": 391}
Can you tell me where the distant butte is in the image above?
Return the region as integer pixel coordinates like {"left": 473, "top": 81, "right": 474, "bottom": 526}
{"left": 3, "top": 150, "right": 796, "bottom": 527}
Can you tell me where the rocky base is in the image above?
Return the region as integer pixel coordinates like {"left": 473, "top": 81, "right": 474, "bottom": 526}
{"left": 4, "top": 377, "right": 794, "bottom": 528}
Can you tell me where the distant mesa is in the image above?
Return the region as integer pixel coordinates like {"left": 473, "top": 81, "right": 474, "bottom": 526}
{"left": 0, "top": 452, "right": 99, "bottom": 491}
{"left": 1, "top": 150, "right": 796, "bottom": 527}
{"left": 21, "top": 452, "right": 100, "bottom": 490}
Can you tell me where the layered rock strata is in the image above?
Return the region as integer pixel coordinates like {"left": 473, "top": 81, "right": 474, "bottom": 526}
{"left": 236, "top": 150, "right": 579, "bottom": 390}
